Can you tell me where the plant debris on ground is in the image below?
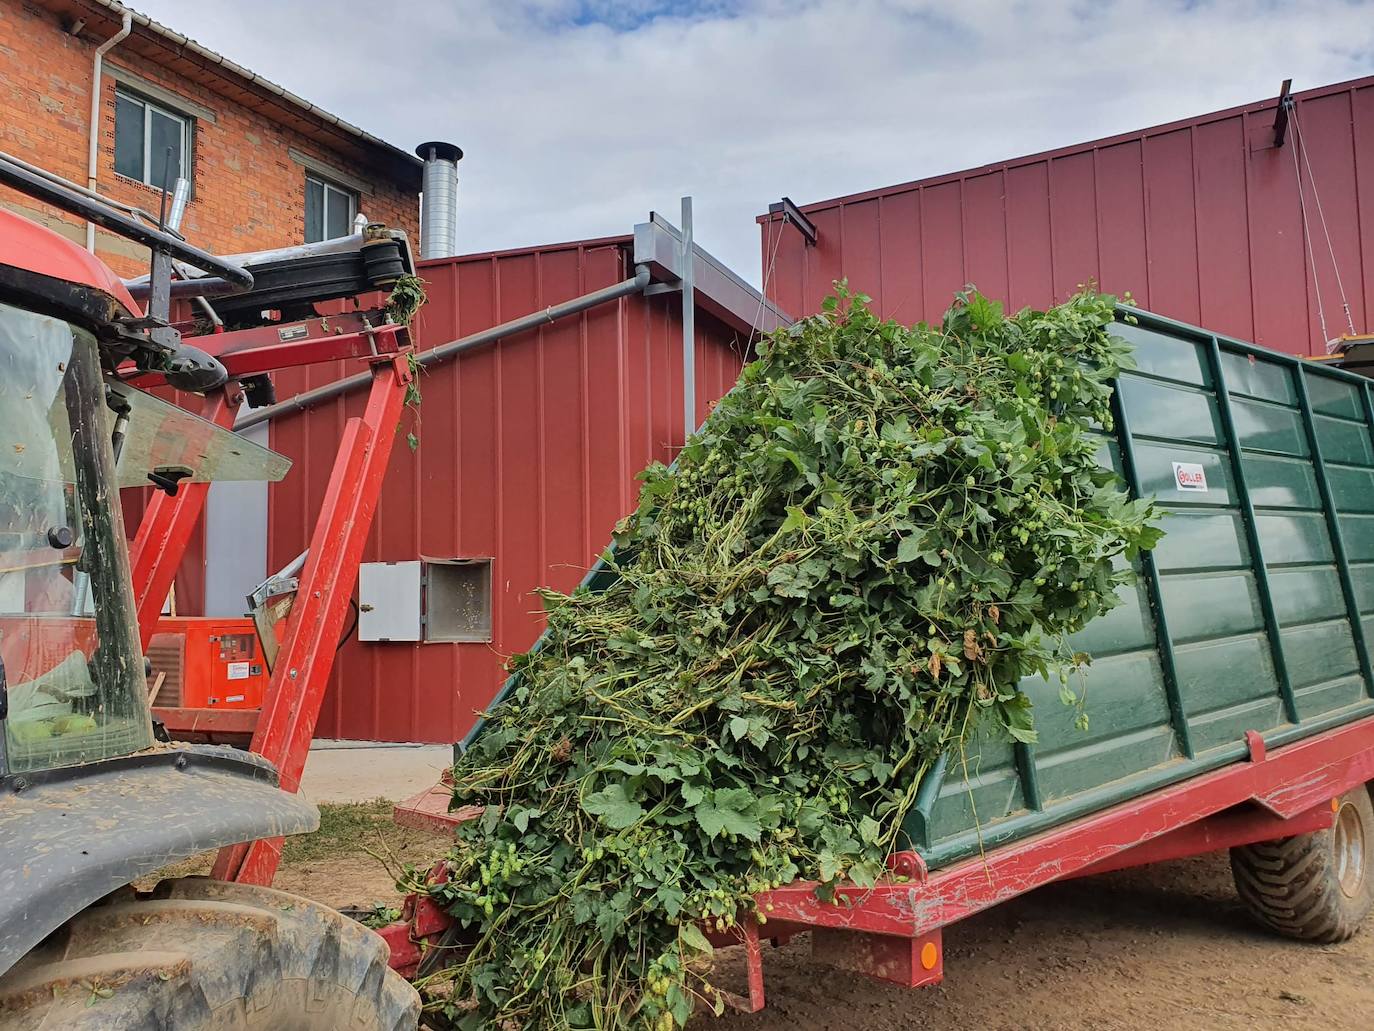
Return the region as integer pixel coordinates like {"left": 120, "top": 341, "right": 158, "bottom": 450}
{"left": 415, "top": 287, "right": 1163, "bottom": 1030}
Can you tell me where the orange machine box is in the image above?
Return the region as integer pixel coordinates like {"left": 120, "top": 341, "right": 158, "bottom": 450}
{"left": 147, "top": 617, "right": 269, "bottom": 710}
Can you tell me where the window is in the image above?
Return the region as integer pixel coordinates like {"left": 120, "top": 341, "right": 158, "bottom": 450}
{"left": 113, "top": 87, "right": 191, "bottom": 190}
{"left": 305, "top": 174, "right": 358, "bottom": 243}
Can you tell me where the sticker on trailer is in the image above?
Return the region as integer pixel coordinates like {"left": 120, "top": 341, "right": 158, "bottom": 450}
{"left": 226, "top": 661, "right": 251, "bottom": 681}
{"left": 1173, "top": 461, "right": 1208, "bottom": 492}
{"left": 226, "top": 694, "right": 245, "bottom": 703}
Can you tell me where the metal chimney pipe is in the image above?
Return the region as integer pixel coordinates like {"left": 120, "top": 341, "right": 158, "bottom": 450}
{"left": 165, "top": 177, "right": 191, "bottom": 233}
{"left": 415, "top": 141, "right": 462, "bottom": 260}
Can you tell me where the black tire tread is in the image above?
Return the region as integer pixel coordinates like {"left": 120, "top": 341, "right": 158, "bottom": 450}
{"left": 1230, "top": 788, "right": 1374, "bottom": 945}
{"left": 0, "top": 877, "right": 420, "bottom": 1030}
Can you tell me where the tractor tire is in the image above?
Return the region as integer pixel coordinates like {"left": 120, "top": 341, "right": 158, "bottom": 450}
{"left": 1230, "top": 786, "right": 1374, "bottom": 943}
{"left": 0, "top": 876, "right": 421, "bottom": 1030}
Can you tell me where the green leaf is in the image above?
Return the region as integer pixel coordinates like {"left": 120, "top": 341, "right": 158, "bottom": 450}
{"left": 680, "top": 780, "right": 706, "bottom": 807}
{"left": 679, "top": 922, "right": 713, "bottom": 955}
{"left": 729, "top": 716, "right": 751, "bottom": 742}
{"left": 896, "top": 533, "right": 925, "bottom": 563}
{"left": 581, "top": 783, "right": 643, "bottom": 829}
{"left": 694, "top": 789, "right": 762, "bottom": 841}
{"left": 656, "top": 883, "right": 685, "bottom": 919}
{"left": 780, "top": 505, "right": 811, "bottom": 534}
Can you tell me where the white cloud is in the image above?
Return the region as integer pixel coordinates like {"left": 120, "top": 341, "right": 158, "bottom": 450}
{"left": 125, "top": 0, "right": 1374, "bottom": 282}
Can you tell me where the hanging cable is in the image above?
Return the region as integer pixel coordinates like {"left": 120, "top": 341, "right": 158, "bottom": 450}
{"left": 1289, "top": 112, "right": 1331, "bottom": 347}
{"left": 746, "top": 213, "right": 787, "bottom": 354}
{"left": 1291, "top": 104, "right": 1357, "bottom": 339}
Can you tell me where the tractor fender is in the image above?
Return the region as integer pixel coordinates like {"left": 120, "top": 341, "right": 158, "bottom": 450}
{"left": 0, "top": 744, "right": 317, "bottom": 977}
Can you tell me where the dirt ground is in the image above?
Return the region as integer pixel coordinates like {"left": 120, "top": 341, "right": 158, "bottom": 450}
{"left": 194, "top": 802, "right": 1374, "bottom": 1030}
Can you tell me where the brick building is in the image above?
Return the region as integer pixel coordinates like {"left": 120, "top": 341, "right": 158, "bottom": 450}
{"left": 0, "top": 0, "right": 421, "bottom": 277}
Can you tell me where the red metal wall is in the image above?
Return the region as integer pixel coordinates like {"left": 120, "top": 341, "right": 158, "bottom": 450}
{"left": 762, "top": 76, "right": 1374, "bottom": 356}
{"left": 265, "top": 238, "right": 746, "bottom": 743}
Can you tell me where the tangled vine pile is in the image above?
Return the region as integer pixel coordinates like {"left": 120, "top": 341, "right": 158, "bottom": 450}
{"left": 417, "top": 288, "right": 1162, "bottom": 1030}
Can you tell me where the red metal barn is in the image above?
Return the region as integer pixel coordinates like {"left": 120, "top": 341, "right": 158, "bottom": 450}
{"left": 211, "top": 228, "right": 777, "bottom": 744}
{"left": 760, "top": 75, "right": 1374, "bottom": 353}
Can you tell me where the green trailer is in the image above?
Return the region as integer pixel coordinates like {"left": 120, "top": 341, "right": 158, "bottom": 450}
{"left": 440, "top": 304, "right": 1374, "bottom": 1010}
{"left": 914, "top": 306, "right": 1374, "bottom": 867}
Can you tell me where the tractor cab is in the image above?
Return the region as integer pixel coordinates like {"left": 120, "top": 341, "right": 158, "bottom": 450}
{"left": 0, "top": 293, "right": 285, "bottom": 773}
{"left": 0, "top": 297, "right": 151, "bottom": 772}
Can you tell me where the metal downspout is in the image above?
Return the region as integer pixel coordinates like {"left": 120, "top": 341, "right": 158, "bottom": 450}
{"left": 86, "top": 9, "right": 133, "bottom": 252}
{"left": 234, "top": 264, "right": 654, "bottom": 431}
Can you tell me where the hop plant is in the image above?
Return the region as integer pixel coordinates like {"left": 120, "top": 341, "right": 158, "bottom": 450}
{"left": 415, "top": 287, "right": 1162, "bottom": 1030}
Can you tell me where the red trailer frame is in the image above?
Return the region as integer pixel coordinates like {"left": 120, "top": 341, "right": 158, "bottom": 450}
{"left": 384, "top": 716, "right": 1374, "bottom": 1009}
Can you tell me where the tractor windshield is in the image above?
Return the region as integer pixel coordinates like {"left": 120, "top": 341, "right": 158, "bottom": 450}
{"left": 0, "top": 302, "right": 152, "bottom": 773}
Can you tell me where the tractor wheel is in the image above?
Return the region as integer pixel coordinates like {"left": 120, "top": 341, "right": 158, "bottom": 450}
{"left": 0, "top": 876, "right": 420, "bottom": 1030}
{"left": 1229, "top": 786, "right": 1374, "bottom": 943}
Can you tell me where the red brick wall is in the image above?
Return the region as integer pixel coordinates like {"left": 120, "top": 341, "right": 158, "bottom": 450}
{"left": 0, "top": 0, "right": 418, "bottom": 278}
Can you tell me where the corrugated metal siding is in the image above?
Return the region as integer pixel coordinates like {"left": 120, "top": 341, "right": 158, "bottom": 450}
{"left": 263, "top": 240, "right": 745, "bottom": 743}
{"left": 762, "top": 75, "right": 1374, "bottom": 356}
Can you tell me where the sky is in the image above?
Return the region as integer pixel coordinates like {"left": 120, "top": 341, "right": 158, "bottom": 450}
{"left": 127, "top": 0, "right": 1374, "bottom": 284}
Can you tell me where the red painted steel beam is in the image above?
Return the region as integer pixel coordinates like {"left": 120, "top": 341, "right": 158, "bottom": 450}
{"left": 757, "top": 717, "right": 1374, "bottom": 939}
{"left": 211, "top": 354, "right": 410, "bottom": 886}
{"left": 1070, "top": 800, "right": 1334, "bottom": 879}
{"left": 129, "top": 320, "right": 401, "bottom": 387}
{"left": 128, "top": 387, "right": 239, "bottom": 651}
{"left": 812, "top": 927, "right": 943, "bottom": 991}
{"left": 152, "top": 706, "right": 259, "bottom": 737}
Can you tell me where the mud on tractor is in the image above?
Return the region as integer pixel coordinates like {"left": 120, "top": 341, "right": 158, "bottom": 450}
{"left": 0, "top": 153, "right": 422, "bottom": 1029}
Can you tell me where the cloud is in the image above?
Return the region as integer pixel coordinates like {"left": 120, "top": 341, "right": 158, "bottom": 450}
{"left": 125, "top": 0, "right": 1374, "bottom": 282}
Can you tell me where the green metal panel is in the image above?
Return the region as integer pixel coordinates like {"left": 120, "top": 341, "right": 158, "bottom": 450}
{"left": 1328, "top": 466, "right": 1374, "bottom": 512}
{"left": 904, "top": 307, "right": 1374, "bottom": 867}
{"left": 1220, "top": 350, "right": 1298, "bottom": 404}
{"left": 1339, "top": 517, "right": 1374, "bottom": 562}
{"left": 1307, "top": 374, "right": 1364, "bottom": 418}
{"left": 1115, "top": 377, "right": 1221, "bottom": 444}
{"left": 1150, "top": 511, "right": 1248, "bottom": 571}
{"left": 1315, "top": 415, "right": 1374, "bottom": 467}
{"left": 1242, "top": 455, "right": 1320, "bottom": 509}
{"left": 1111, "top": 321, "right": 1211, "bottom": 387}
{"left": 1231, "top": 398, "right": 1309, "bottom": 456}
{"left": 1258, "top": 513, "right": 1333, "bottom": 565}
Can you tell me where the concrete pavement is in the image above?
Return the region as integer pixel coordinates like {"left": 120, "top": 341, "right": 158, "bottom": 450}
{"left": 299, "top": 740, "right": 453, "bottom": 804}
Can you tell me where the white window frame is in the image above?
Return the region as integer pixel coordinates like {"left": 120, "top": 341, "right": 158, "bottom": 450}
{"left": 113, "top": 86, "right": 192, "bottom": 190}
{"left": 305, "top": 174, "right": 359, "bottom": 243}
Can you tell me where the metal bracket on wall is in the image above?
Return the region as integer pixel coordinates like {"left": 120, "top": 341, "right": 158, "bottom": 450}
{"left": 768, "top": 196, "right": 818, "bottom": 247}
{"left": 633, "top": 212, "right": 791, "bottom": 338}
{"left": 1272, "top": 78, "right": 1293, "bottom": 148}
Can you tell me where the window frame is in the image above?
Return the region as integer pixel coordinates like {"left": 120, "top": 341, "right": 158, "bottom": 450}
{"left": 112, "top": 85, "right": 193, "bottom": 192}
{"left": 304, "top": 173, "right": 359, "bottom": 243}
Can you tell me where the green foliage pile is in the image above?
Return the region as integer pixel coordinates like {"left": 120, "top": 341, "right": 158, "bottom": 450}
{"left": 419, "top": 288, "right": 1161, "bottom": 1029}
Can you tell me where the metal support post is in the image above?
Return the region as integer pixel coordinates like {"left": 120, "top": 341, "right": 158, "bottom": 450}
{"left": 680, "top": 196, "right": 695, "bottom": 439}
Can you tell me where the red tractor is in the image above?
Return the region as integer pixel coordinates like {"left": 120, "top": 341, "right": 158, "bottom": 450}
{"left": 0, "top": 153, "right": 423, "bottom": 1028}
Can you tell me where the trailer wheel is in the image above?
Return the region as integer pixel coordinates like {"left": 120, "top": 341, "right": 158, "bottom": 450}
{"left": 0, "top": 877, "right": 420, "bottom": 1030}
{"left": 1230, "top": 787, "right": 1374, "bottom": 943}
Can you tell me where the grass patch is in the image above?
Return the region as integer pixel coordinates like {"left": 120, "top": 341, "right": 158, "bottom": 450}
{"left": 282, "top": 798, "right": 426, "bottom": 866}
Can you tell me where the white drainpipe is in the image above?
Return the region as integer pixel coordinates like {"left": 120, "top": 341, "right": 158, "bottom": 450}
{"left": 86, "top": 9, "right": 133, "bottom": 252}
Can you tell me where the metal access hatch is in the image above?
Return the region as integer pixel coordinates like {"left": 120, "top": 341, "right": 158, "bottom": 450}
{"left": 358, "top": 561, "right": 422, "bottom": 642}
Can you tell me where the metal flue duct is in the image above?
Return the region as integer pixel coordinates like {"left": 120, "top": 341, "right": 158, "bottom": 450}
{"left": 415, "top": 141, "right": 463, "bottom": 259}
